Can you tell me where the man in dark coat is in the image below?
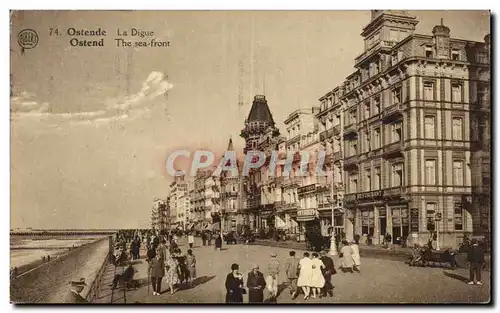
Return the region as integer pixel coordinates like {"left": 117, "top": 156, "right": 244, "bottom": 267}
{"left": 467, "top": 239, "right": 485, "bottom": 285}
{"left": 148, "top": 254, "right": 165, "bottom": 295}
{"left": 320, "top": 250, "right": 335, "bottom": 297}
{"left": 110, "top": 263, "right": 135, "bottom": 289}
{"left": 247, "top": 264, "right": 266, "bottom": 303}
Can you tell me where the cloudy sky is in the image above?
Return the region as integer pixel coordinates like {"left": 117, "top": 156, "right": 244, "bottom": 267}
{"left": 10, "top": 10, "right": 490, "bottom": 229}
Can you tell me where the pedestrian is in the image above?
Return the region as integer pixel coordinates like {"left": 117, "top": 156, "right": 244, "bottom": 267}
{"left": 149, "top": 253, "right": 165, "bottom": 296}
{"left": 319, "top": 250, "right": 335, "bottom": 297}
{"left": 47, "top": 255, "right": 51, "bottom": 262}
{"left": 247, "top": 264, "right": 266, "bottom": 303}
{"left": 225, "top": 263, "right": 245, "bottom": 303}
{"left": 266, "top": 252, "right": 280, "bottom": 299}
{"left": 147, "top": 244, "right": 156, "bottom": 263}
{"left": 42, "top": 256, "right": 46, "bottom": 263}
{"left": 164, "top": 254, "right": 180, "bottom": 294}
{"left": 351, "top": 236, "right": 361, "bottom": 273}
{"left": 467, "top": 239, "right": 485, "bottom": 285}
{"left": 339, "top": 240, "right": 354, "bottom": 273}
{"left": 309, "top": 252, "right": 325, "bottom": 299}
{"left": 215, "top": 232, "right": 223, "bottom": 251}
{"left": 156, "top": 240, "right": 168, "bottom": 261}
{"left": 208, "top": 232, "right": 213, "bottom": 246}
{"left": 201, "top": 231, "right": 207, "bottom": 246}
{"left": 284, "top": 250, "right": 300, "bottom": 299}
{"left": 188, "top": 232, "right": 195, "bottom": 249}
{"left": 186, "top": 249, "right": 197, "bottom": 288}
{"left": 297, "top": 252, "right": 312, "bottom": 300}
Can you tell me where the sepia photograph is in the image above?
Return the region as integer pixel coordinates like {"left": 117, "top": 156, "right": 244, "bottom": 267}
{"left": 9, "top": 9, "right": 491, "bottom": 304}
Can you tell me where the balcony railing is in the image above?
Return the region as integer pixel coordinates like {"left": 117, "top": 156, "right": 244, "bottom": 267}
{"left": 343, "top": 123, "right": 357, "bottom": 137}
{"left": 383, "top": 140, "right": 404, "bottom": 158}
{"left": 384, "top": 186, "right": 407, "bottom": 198}
{"left": 382, "top": 104, "right": 403, "bottom": 121}
{"left": 333, "top": 124, "right": 341, "bottom": 135}
{"left": 223, "top": 191, "right": 239, "bottom": 198}
{"left": 332, "top": 151, "right": 342, "bottom": 161}
{"left": 298, "top": 184, "right": 317, "bottom": 195}
{"left": 343, "top": 154, "right": 359, "bottom": 168}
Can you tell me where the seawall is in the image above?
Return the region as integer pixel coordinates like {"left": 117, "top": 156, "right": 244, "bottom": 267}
{"left": 10, "top": 236, "right": 112, "bottom": 304}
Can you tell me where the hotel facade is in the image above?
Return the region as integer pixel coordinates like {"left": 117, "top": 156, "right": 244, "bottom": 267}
{"left": 316, "top": 10, "right": 490, "bottom": 247}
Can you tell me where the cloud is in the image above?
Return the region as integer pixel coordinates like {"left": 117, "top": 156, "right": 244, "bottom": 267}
{"left": 11, "top": 71, "right": 174, "bottom": 126}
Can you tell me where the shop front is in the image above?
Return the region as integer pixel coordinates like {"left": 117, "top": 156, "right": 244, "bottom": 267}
{"left": 297, "top": 208, "right": 318, "bottom": 242}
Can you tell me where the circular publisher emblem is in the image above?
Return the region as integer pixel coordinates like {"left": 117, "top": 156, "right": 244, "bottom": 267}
{"left": 18, "top": 29, "right": 39, "bottom": 51}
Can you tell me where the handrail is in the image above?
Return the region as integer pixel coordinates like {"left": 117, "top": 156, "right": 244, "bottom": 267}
{"left": 83, "top": 237, "right": 113, "bottom": 302}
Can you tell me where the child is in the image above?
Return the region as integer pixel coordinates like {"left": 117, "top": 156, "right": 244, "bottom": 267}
{"left": 186, "top": 249, "right": 197, "bottom": 288}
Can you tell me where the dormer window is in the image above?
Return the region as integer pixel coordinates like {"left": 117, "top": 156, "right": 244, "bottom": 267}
{"left": 425, "top": 46, "right": 433, "bottom": 58}
{"left": 451, "top": 49, "right": 460, "bottom": 61}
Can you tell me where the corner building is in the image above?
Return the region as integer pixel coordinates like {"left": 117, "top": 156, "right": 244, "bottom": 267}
{"left": 331, "top": 10, "right": 489, "bottom": 248}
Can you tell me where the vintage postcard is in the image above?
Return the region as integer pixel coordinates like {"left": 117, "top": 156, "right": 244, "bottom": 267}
{"left": 10, "top": 10, "right": 491, "bottom": 304}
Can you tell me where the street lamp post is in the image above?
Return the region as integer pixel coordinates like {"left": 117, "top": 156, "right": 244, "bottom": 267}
{"left": 435, "top": 211, "right": 442, "bottom": 251}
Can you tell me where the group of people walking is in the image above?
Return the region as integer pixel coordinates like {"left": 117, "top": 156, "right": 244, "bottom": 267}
{"left": 147, "top": 239, "right": 197, "bottom": 296}
{"left": 225, "top": 247, "right": 352, "bottom": 303}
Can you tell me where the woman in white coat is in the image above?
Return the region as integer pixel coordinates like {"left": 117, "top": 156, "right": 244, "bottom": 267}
{"left": 351, "top": 236, "right": 361, "bottom": 273}
{"left": 297, "top": 251, "right": 312, "bottom": 300}
{"left": 309, "top": 252, "right": 325, "bottom": 299}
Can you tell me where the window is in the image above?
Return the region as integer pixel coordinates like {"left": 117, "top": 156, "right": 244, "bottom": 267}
{"left": 392, "top": 86, "right": 402, "bottom": 104}
{"left": 351, "top": 140, "right": 358, "bottom": 156}
{"left": 373, "top": 96, "right": 381, "bottom": 114}
{"left": 425, "top": 159, "right": 436, "bottom": 185}
{"left": 364, "top": 168, "right": 371, "bottom": 192}
{"left": 425, "top": 46, "right": 433, "bottom": 58}
{"left": 333, "top": 137, "right": 340, "bottom": 152}
{"left": 391, "top": 122, "right": 402, "bottom": 142}
{"left": 452, "top": 117, "right": 463, "bottom": 140}
{"left": 349, "top": 110, "right": 357, "bottom": 124}
{"left": 425, "top": 202, "right": 436, "bottom": 231}
{"left": 391, "top": 163, "right": 404, "bottom": 187}
{"left": 452, "top": 83, "right": 462, "bottom": 102}
{"left": 451, "top": 49, "right": 460, "bottom": 61}
{"left": 374, "top": 167, "right": 381, "bottom": 190}
{"left": 391, "top": 53, "right": 398, "bottom": 66}
{"left": 424, "top": 115, "right": 436, "bottom": 139}
{"left": 334, "top": 165, "right": 341, "bottom": 184}
{"left": 454, "top": 203, "right": 464, "bottom": 230}
{"left": 373, "top": 128, "right": 381, "bottom": 149}
{"left": 334, "top": 114, "right": 341, "bottom": 126}
{"left": 389, "top": 29, "right": 398, "bottom": 42}
{"left": 349, "top": 173, "right": 358, "bottom": 193}
{"left": 424, "top": 82, "right": 434, "bottom": 101}
{"left": 361, "top": 210, "right": 375, "bottom": 236}
{"left": 364, "top": 102, "right": 371, "bottom": 119}
{"left": 453, "top": 161, "right": 464, "bottom": 185}
{"left": 364, "top": 130, "right": 370, "bottom": 152}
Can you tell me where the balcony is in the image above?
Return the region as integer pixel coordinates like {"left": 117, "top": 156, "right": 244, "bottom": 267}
{"left": 382, "top": 140, "right": 404, "bottom": 158}
{"left": 343, "top": 154, "right": 359, "bottom": 169}
{"left": 332, "top": 151, "right": 342, "bottom": 161}
{"left": 282, "top": 177, "right": 300, "bottom": 187}
{"left": 382, "top": 104, "right": 404, "bottom": 122}
{"left": 332, "top": 124, "right": 341, "bottom": 135}
{"left": 223, "top": 191, "right": 239, "bottom": 198}
{"left": 383, "top": 186, "right": 407, "bottom": 198}
{"left": 343, "top": 123, "right": 357, "bottom": 137}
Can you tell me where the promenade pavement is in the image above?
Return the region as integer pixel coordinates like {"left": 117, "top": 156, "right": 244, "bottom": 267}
{"left": 93, "top": 237, "right": 490, "bottom": 304}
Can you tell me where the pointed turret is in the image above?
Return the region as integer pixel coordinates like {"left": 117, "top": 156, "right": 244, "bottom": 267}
{"left": 246, "top": 95, "right": 275, "bottom": 125}
{"left": 227, "top": 137, "right": 234, "bottom": 151}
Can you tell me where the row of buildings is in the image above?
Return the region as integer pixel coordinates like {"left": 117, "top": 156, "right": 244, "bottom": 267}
{"left": 153, "top": 10, "right": 490, "bottom": 248}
